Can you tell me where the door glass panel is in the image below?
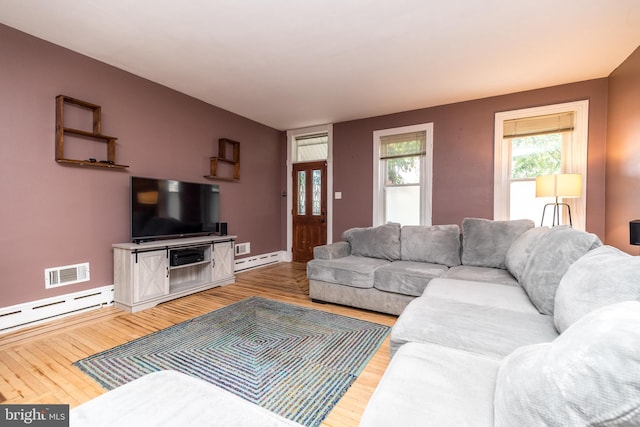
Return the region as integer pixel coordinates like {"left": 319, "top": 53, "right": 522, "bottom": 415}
{"left": 297, "top": 171, "right": 306, "bottom": 215}
{"left": 312, "top": 169, "right": 322, "bottom": 215}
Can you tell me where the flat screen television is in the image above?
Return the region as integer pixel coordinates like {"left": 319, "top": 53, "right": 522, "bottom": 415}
{"left": 130, "top": 176, "right": 220, "bottom": 242}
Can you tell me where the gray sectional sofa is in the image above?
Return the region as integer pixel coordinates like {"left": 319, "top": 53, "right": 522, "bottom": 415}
{"left": 308, "top": 218, "right": 545, "bottom": 315}
{"left": 308, "top": 218, "right": 640, "bottom": 426}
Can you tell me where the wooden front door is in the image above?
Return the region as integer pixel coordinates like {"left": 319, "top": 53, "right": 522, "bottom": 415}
{"left": 292, "top": 161, "right": 327, "bottom": 262}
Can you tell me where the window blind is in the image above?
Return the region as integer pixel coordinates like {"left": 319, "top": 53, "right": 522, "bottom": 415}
{"left": 503, "top": 112, "right": 575, "bottom": 138}
{"left": 379, "top": 131, "right": 426, "bottom": 159}
{"left": 294, "top": 133, "right": 328, "bottom": 162}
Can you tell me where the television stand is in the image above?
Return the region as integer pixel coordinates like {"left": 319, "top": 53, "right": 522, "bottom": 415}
{"left": 113, "top": 236, "right": 236, "bottom": 312}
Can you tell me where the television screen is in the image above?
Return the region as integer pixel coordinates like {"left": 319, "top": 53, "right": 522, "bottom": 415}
{"left": 131, "top": 176, "right": 220, "bottom": 242}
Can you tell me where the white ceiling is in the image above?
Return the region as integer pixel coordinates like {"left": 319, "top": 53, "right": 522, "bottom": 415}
{"left": 2, "top": 0, "right": 640, "bottom": 130}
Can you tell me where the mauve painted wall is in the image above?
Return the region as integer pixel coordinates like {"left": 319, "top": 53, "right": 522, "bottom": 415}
{"left": 332, "top": 79, "right": 608, "bottom": 242}
{"left": 0, "top": 24, "right": 285, "bottom": 307}
{"left": 606, "top": 46, "right": 640, "bottom": 254}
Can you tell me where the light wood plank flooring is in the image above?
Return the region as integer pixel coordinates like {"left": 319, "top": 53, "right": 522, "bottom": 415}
{"left": 0, "top": 262, "right": 397, "bottom": 426}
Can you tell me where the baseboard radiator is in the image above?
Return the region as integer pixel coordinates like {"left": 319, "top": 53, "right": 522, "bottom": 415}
{"left": 0, "top": 285, "right": 114, "bottom": 335}
{"left": 234, "top": 251, "right": 285, "bottom": 272}
{"left": 1, "top": 252, "right": 285, "bottom": 334}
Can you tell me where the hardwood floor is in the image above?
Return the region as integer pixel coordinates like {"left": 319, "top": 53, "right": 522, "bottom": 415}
{"left": 0, "top": 262, "right": 397, "bottom": 426}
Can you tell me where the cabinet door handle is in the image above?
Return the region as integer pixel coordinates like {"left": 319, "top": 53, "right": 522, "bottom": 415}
{"left": 211, "top": 259, "right": 216, "bottom": 269}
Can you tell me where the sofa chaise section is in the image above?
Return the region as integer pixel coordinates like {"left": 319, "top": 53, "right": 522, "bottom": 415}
{"left": 390, "top": 282, "right": 559, "bottom": 358}
{"left": 363, "top": 301, "right": 640, "bottom": 427}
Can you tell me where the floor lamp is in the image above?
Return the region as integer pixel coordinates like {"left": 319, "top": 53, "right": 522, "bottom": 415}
{"left": 536, "top": 174, "right": 582, "bottom": 227}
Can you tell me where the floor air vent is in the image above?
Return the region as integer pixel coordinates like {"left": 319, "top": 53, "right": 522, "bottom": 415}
{"left": 45, "top": 262, "right": 90, "bottom": 288}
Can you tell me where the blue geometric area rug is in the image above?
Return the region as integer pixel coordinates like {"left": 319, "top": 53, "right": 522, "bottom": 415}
{"left": 73, "top": 296, "right": 389, "bottom": 427}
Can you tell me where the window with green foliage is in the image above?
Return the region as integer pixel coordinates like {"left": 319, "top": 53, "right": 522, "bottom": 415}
{"left": 511, "top": 134, "right": 562, "bottom": 179}
{"left": 373, "top": 125, "right": 433, "bottom": 226}
{"left": 494, "top": 101, "right": 588, "bottom": 229}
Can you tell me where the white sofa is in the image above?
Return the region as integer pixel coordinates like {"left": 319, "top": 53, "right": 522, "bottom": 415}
{"left": 360, "top": 240, "right": 640, "bottom": 426}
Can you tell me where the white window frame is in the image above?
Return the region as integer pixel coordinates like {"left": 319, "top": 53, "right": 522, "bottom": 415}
{"left": 285, "top": 124, "right": 333, "bottom": 261}
{"left": 493, "top": 100, "right": 589, "bottom": 229}
{"left": 373, "top": 123, "right": 433, "bottom": 226}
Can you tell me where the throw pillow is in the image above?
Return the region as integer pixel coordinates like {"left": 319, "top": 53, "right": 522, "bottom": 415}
{"left": 461, "top": 218, "right": 534, "bottom": 269}
{"left": 494, "top": 301, "right": 640, "bottom": 427}
{"left": 519, "top": 226, "right": 601, "bottom": 315}
{"left": 504, "top": 226, "right": 550, "bottom": 282}
{"left": 342, "top": 223, "right": 401, "bottom": 260}
{"left": 400, "top": 225, "right": 461, "bottom": 267}
{"left": 554, "top": 245, "right": 640, "bottom": 333}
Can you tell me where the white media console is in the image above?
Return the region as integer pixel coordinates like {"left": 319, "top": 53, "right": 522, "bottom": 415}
{"left": 113, "top": 235, "right": 236, "bottom": 312}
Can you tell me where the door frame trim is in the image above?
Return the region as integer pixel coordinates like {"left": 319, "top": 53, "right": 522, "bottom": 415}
{"left": 286, "top": 124, "right": 333, "bottom": 262}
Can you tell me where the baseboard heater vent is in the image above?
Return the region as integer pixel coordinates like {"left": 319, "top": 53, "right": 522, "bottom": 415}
{"left": 45, "top": 262, "right": 90, "bottom": 288}
{"left": 0, "top": 285, "right": 113, "bottom": 335}
{"left": 234, "top": 251, "right": 284, "bottom": 272}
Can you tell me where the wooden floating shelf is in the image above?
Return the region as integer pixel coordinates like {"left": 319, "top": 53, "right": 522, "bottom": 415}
{"left": 55, "top": 95, "right": 128, "bottom": 170}
{"left": 203, "top": 174, "right": 239, "bottom": 182}
{"left": 205, "top": 138, "right": 240, "bottom": 182}
{"left": 56, "top": 159, "right": 129, "bottom": 169}
{"left": 61, "top": 127, "right": 118, "bottom": 141}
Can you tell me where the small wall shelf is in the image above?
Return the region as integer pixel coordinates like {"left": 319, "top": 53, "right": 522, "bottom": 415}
{"left": 205, "top": 138, "right": 240, "bottom": 182}
{"left": 55, "top": 95, "right": 129, "bottom": 169}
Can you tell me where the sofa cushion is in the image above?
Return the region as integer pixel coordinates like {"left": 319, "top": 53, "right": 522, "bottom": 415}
{"left": 494, "top": 301, "right": 640, "bottom": 427}
{"left": 504, "top": 226, "right": 550, "bottom": 282}
{"left": 374, "top": 261, "right": 448, "bottom": 297}
{"left": 390, "top": 297, "right": 558, "bottom": 359}
{"left": 461, "top": 218, "right": 534, "bottom": 269}
{"left": 400, "top": 224, "right": 461, "bottom": 267}
{"left": 342, "top": 223, "right": 401, "bottom": 260}
{"left": 360, "top": 342, "right": 499, "bottom": 427}
{"left": 423, "top": 278, "right": 539, "bottom": 315}
{"left": 306, "top": 256, "right": 389, "bottom": 289}
{"left": 442, "top": 265, "right": 518, "bottom": 287}
{"left": 554, "top": 245, "right": 640, "bottom": 333}
{"left": 519, "top": 226, "right": 601, "bottom": 315}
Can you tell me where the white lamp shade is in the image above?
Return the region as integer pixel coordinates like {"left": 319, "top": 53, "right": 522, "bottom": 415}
{"left": 535, "top": 174, "right": 582, "bottom": 198}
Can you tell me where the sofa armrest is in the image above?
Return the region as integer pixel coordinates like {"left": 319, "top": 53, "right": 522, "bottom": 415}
{"left": 313, "top": 241, "right": 351, "bottom": 259}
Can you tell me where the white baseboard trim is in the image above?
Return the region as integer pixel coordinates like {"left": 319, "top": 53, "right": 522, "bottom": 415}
{"left": 1, "top": 252, "right": 287, "bottom": 335}
{"left": 234, "top": 251, "right": 287, "bottom": 272}
{"left": 0, "top": 285, "right": 114, "bottom": 335}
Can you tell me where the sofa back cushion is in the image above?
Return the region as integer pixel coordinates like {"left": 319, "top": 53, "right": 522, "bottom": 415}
{"left": 519, "top": 226, "right": 601, "bottom": 315}
{"left": 400, "top": 225, "right": 461, "bottom": 267}
{"left": 554, "top": 245, "right": 640, "bottom": 333}
{"left": 461, "top": 218, "right": 534, "bottom": 269}
{"left": 342, "top": 223, "right": 401, "bottom": 260}
{"left": 494, "top": 301, "right": 640, "bottom": 427}
{"left": 504, "top": 226, "right": 550, "bottom": 282}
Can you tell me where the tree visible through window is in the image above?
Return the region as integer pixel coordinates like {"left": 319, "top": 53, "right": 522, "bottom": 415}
{"left": 511, "top": 134, "right": 561, "bottom": 179}
{"left": 509, "top": 134, "right": 562, "bottom": 222}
